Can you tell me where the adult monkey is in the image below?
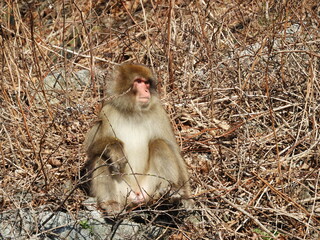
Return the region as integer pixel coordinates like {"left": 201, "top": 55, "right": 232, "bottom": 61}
{"left": 84, "top": 64, "right": 192, "bottom": 213}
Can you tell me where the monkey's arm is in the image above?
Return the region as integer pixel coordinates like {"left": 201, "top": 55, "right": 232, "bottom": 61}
{"left": 85, "top": 122, "right": 127, "bottom": 173}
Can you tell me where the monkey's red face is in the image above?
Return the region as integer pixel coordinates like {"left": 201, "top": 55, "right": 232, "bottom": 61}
{"left": 133, "top": 77, "right": 151, "bottom": 104}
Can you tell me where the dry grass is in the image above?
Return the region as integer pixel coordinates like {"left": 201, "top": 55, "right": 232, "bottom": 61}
{"left": 1, "top": 0, "right": 320, "bottom": 239}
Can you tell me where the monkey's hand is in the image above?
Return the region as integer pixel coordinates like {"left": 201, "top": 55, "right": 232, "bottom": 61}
{"left": 106, "top": 142, "right": 127, "bottom": 174}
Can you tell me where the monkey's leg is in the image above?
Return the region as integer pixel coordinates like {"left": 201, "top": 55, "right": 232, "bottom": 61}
{"left": 91, "top": 158, "right": 123, "bottom": 212}
{"left": 142, "top": 139, "right": 193, "bottom": 207}
{"left": 149, "top": 139, "right": 180, "bottom": 184}
{"left": 128, "top": 139, "right": 180, "bottom": 204}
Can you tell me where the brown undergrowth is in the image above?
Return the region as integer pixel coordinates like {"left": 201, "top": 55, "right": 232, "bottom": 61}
{"left": 1, "top": 0, "right": 319, "bottom": 239}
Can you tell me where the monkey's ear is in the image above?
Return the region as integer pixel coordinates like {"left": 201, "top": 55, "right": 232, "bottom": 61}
{"left": 110, "top": 64, "right": 131, "bottom": 94}
{"left": 112, "top": 64, "right": 123, "bottom": 77}
{"left": 149, "top": 76, "right": 158, "bottom": 90}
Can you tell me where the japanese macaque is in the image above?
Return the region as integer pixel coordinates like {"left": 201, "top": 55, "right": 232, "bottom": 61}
{"left": 83, "top": 64, "right": 192, "bottom": 213}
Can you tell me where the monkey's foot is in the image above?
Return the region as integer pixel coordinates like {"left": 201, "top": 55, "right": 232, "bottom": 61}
{"left": 98, "top": 200, "right": 123, "bottom": 214}
{"left": 168, "top": 192, "right": 194, "bottom": 209}
{"left": 181, "top": 198, "right": 195, "bottom": 209}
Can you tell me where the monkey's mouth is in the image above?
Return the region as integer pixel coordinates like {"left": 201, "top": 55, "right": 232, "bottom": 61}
{"left": 139, "top": 97, "right": 150, "bottom": 103}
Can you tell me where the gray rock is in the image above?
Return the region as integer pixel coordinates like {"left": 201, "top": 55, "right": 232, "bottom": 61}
{"left": 0, "top": 206, "right": 167, "bottom": 240}
{"left": 33, "top": 69, "right": 91, "bottom": 105}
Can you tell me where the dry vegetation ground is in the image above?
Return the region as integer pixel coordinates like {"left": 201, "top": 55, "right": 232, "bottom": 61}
{"left": 1, "top": 0, "right": 320, "bottom": 239}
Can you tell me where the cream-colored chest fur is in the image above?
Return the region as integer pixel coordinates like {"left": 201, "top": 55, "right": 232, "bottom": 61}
{"left": 108, "top": 113, "right": 154, "bottom": 174}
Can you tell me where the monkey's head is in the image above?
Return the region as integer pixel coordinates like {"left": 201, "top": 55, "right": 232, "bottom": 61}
{"left": 110, "top": 64, "right": 158, "bottom": 113}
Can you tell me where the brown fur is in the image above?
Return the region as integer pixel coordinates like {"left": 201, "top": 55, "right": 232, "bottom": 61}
{"left": 83, "top": 64, "right": 192, "bottom": 213}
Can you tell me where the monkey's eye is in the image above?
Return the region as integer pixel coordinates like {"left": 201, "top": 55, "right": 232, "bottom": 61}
{"left": 135, "top": 78, "right": 143, "bottom": 84}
